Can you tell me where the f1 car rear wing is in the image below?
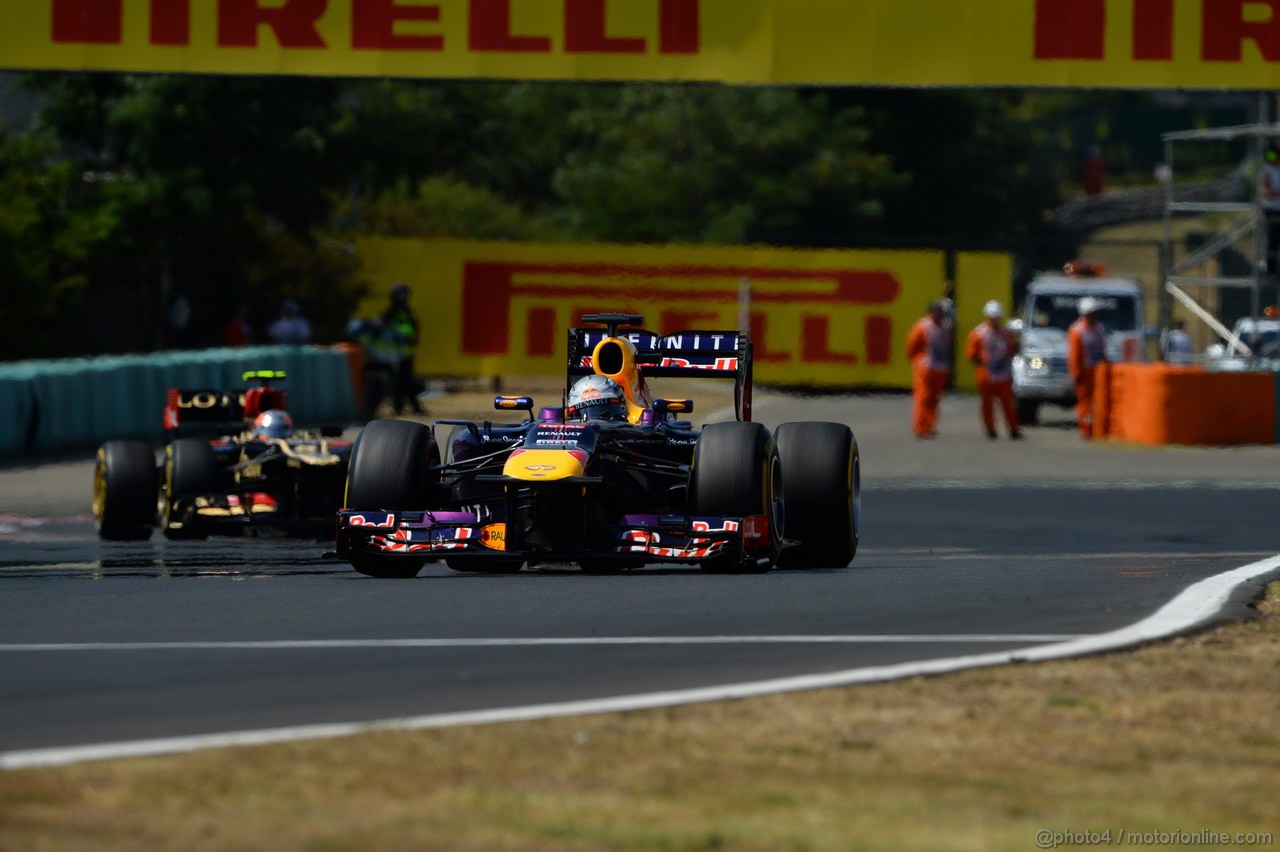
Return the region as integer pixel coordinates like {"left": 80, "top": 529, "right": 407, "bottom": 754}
{"left": 162, "top": 371, "right": 289, "bottom": 432}
{"left": 163, "top": 389, "right": 244, "bottom": 432}
{"left": 566, "top": 314, "right": 754, "bottom": 421}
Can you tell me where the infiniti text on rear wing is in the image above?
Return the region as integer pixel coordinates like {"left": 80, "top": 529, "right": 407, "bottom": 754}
{"left": 567, "top": 327, "right": 754, "bottom": 420}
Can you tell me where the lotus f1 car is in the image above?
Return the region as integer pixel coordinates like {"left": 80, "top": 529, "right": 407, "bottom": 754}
{"left": 93, "top": 371, "right": 352, "bottom": 540}
{"left": 335, "top": 314, "right": 861, "bottom": 578}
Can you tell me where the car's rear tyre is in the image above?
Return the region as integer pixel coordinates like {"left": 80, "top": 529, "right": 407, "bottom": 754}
{"left": 345, "top": 419, "right": 440, "bottom": 579}
{"left": 774, "top": 422, "right": 860, "bottom": 569}
{"left": 162, "top": 439, "right": 219, "bottom": 540}
{"left": 93, "top": 440, "right": 157, "bottom": 541}
{"left": 1017, "top": 397, "right": 1040, "bottom": 426}
{"left": 690, "top": 421, "right": 782, "bottom": 573}
{"left": 346, "top": 419, "right": 440, "bottom": 510}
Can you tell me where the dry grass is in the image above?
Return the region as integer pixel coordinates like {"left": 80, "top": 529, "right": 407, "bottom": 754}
{"left": 3, "top": 585, "right": 1278, "bottom": 851}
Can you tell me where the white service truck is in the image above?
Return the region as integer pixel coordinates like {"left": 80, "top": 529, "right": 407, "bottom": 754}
{"left": 1012, "top": 271, "right": 1146, "bottom": 425}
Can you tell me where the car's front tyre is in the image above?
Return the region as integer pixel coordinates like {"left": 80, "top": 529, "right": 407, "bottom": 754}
{"left": 93, "top": 440, "right": 158, "bottom": 541}
{"left": 690, "top": 421, "right": 782, "bottom": 573}
{"left": 345, "top": 419, "right": 440, "bottom": 579}
{"left": 161, "top": 439, "right": 219, "bottom": 540}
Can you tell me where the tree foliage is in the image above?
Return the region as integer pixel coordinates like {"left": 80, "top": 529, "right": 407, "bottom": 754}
{"left": 0, "top": 74, "right": 1078, "bottom": 360}
{"left": 9, "top": 73, "right": 364, "bottom": 356}
{"left": 551, "top": 86, "right": 902, "bottom": 244}
{"left": 0, "top": 129, "right": 117, "bottom": 360}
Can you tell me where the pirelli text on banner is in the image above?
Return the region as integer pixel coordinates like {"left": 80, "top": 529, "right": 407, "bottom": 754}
{"left": 9, "top": 0, "right": 1280, "bottom": 89}
{"left": 353, "top": 238, "right": 1014, "bottom": 390}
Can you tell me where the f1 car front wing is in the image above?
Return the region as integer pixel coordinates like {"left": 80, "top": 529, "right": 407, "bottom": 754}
{"left": 335, "top": 509, "right": 772, "bottom": 565}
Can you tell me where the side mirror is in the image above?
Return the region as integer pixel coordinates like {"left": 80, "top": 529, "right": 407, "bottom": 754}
{"left": 653, "top": 399, "right": 694, "bottom": 416}
{"left": 494, "top": 395, "right": 534, "bottom": 415}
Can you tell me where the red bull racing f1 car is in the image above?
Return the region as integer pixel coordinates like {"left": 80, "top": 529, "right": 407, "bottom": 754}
{"left": 93, "top": 371, "right": 352, "bottom": 540}
{"left": 335, "top": 314, "right": 861, "bottom": 578}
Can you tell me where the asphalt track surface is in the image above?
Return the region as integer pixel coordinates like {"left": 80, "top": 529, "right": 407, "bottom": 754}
{"left": 2, "top": 392, "right": 1279, "bottom": 763}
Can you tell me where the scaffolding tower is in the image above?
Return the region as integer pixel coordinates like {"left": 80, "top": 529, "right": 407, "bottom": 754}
{"left": 1161, "top": 122, "right": 1280, "bottom": 357}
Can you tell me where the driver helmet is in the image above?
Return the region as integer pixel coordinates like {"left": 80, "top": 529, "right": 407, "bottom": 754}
{"left": 566, "top": 375, "right": 627, "bottom": 422}
{"left": 253, "top": 409, "right": 294, "bottom": 439}
{"left": 1077, "top": 296, "right": 1101, "bottom": 316}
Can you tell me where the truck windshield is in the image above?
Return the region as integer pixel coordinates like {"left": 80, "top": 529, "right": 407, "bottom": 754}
{"left": 1029, "top": 294, "right": 1138, "bottom": 332}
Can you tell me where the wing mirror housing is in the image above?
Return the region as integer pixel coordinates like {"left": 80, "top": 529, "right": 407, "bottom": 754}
{"left": 494, "top": 396, "right": 534, "bottom": 418}
{"left": 653, "top": 399, "right": 694, "bottom": 416}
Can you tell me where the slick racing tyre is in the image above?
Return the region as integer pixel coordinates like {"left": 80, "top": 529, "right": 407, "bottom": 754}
{"left": 774, "top": 422, "right": 860, "bottom": 569}
{"left": 690, "top": 421, "right": 783, "bottom": 573}
{"left": 93, "top": 440, "right": 158, "bottom": 541}
{"left": 345, "top": 419, "right": 440, "bottom": 579}
{"left": 162, "top": 438, "right": 219, "bottom": 540}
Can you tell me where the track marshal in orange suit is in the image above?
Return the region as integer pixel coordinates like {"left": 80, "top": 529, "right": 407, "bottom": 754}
{"left": 965, "top": 300, "right": 1022, "bottom": 440}
{"left": 1067, "top": 296, "right": 1109, "bottom": 439}
{"left": 905, "top": 300, "right": 952, "bottom": 438}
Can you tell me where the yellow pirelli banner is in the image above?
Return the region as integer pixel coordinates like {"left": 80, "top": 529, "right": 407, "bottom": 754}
{"left": 3, "top": 1, "right": 1278, "bottom": 90}
{"left": 356, "top": 238, "right": 1012, "bottom": 391}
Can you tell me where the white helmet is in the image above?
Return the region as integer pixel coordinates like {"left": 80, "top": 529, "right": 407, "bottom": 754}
{"left": 567, "top": 375, "right": 627, "bottom": 422}
{"left": 1077, "top": 296, "right": 1101, "bottom": 316}
{"left": 982, "top": 300, "right": 1004, "bottom": 319}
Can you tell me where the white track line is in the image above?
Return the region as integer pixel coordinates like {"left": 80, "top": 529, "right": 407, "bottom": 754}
{"left": 0, "top": 635, "right": 1083, "bottom": 652}
{"left": 3, "top": 554, "right": 1278, "bottom": 771}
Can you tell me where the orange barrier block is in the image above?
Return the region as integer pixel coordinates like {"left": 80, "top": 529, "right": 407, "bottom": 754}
{"left": 333, "top": 343, "right": 365, "bottom": 415}
{"left": 1103, "top": 364, "right": 1275, "bottom": 446}
{"left": 1092, "top": 361, "right": 1112, "bottom": 440}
